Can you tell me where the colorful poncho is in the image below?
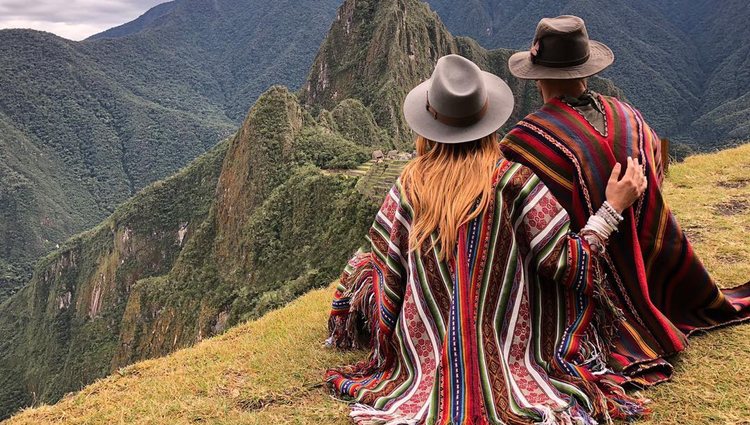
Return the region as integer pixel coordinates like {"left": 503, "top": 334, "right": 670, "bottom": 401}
{"left": 326, "top": 161, "right": 647, "bottom": 425}
{"left": 500, "top": 94, "right": 750, "bottom": 386}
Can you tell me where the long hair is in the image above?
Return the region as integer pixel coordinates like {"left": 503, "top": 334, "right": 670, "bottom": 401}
{"left": 400, "top": 133, "right": 501, "bottom": 261}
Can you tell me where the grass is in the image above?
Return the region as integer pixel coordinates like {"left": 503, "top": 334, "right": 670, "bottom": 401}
{"left": 5, "top": 145, "right": 750, "bottom": 425}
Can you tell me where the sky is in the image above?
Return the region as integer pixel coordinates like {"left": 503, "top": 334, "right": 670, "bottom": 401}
{"left": 0, "top": 0, "right": 167, "bottom": 40}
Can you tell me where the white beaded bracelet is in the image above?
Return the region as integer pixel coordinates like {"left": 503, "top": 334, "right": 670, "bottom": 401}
{"left": 602, "top": 201, "right": 624, "bottom": 222}
{"left": 582, "top": 202, "right": 624, "bottom": 241}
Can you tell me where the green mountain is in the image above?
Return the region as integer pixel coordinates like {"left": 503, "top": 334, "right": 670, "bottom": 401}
{"left": 667, "top": 0, "right": 750, "bottom": 145}
{"left": 0, "top": 0, "right": 624, "bottom": 418}
{"left": 0, "top": 85, "right": 380, "bottom": 419}
{"left": 87, "top": 2, "right": 178, "bottom": 40}
{"left": 0, "top": 0, "right": 342, "bottom": 298}
{"left": 423, "top": 0, "right": 750, "bottom": 150}
{"left": 302, "top": 0, "right": 621, "bottom": 147}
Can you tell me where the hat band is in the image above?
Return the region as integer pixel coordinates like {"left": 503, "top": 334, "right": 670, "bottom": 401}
{"left": 532, "top": 52, "right": 590, "bottom": 68}
{"left": 426, "top": 92, "right": 489, "bottom": 128}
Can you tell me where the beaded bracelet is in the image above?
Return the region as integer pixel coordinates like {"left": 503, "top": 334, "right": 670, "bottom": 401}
{"left": 582, "top": 202, "right": 624, "bottom": 242}
{"left": 602, "top": 201, "right": 624, "bottom": 222}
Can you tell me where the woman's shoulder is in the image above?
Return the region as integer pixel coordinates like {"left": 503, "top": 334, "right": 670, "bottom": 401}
{"left": 494, "top": 158, "right": 540, "bottom": 186}
{"left": 493, "top": 158, "right": 546, "bottom": 201}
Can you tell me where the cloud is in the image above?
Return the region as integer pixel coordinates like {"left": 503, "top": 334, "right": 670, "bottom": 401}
{"left": 0, "top": 0, "right": 167, "bottom": 40}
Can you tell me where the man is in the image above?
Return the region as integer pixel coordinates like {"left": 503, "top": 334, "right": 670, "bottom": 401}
{"left": 501, "top": 15, "right": 750, "bottom": 389}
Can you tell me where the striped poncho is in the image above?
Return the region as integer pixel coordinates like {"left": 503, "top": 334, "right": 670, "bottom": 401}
{"left": 500, "top": 94, "right": 750, "bottom": 386}
{"left": 326, "top": 160, "right": 645, "bottom": 424}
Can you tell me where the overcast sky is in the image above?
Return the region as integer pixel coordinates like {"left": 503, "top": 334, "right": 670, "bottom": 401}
{"left": 0, "top": 0, "right": 167, "bottom": 40}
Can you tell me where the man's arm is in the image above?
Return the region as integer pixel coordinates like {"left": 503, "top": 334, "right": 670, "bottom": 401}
{"left": 641, "top": 120, "right": 666, "bottom": 187}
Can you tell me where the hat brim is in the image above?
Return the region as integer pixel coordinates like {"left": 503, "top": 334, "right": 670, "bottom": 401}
{"left": 402, "top": 71, "right": 514, "bottom": 144}
{"left": 508, "top": 40, "right": 614, "bottom": 80}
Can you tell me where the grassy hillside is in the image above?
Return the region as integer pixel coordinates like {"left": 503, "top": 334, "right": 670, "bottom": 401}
{"left": 6, "top": 143, "right": 749, "bottom": 425}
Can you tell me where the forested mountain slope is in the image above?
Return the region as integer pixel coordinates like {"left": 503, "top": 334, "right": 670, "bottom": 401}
{"left": 423, "top": 0, "right": 750, "bottom": 151}
{"left": 0, "top": 85, "right": 380, "bottom": 420}
{"left": 0, "top": 0, "right": 342, "bottom": 297}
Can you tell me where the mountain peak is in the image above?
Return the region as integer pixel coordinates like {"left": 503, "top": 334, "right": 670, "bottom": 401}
{"left": 86, "top": 1, "right": 178, "bottom": 40}
{"left": 214, "top": 86, "right": 305, "bottom": 279}
{"left": 303, "top": 0, "right": 458, "bottom": 145}
{"left": 301, "top": 0, "right": 621, "bottom": 147}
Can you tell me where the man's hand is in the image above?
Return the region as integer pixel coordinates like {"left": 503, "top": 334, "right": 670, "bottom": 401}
{"left": 605, "top": 157, "right": 648, "bottom": 214}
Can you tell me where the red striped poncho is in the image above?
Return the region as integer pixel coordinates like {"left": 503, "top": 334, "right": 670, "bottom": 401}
{"left": 326, "top": 161, "right": 650, "bottom": 424}
{"left": 500, "top": 94, "right": 750, "bottom": 386}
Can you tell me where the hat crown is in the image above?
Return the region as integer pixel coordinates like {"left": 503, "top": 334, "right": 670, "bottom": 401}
{"left": 402, "top": 54, "right": 514, "bottom": 144}
{"left": 427, "top": 55, "right": 488, "bottom": 119}
{"left": 533, "top": 15, "right": 592, "bottom": 68}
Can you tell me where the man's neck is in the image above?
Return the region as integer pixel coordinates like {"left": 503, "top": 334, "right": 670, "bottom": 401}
{"left": 539, "top": 81, "right": 587, "bottom": 103}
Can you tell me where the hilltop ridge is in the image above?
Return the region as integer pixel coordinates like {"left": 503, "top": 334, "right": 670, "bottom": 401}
{"left": 0, "top": 0, "right": 342, "bottom": 294}
{"left": 5, "top": 143, "right": 750, "bottom": 425}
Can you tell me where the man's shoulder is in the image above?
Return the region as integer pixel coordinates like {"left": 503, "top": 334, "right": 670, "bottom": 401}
{"left": 500, "top": 122, "right": 557, "bottom": 168}
{"left": 598, "top": 94, "right": 644, "bottom": 118}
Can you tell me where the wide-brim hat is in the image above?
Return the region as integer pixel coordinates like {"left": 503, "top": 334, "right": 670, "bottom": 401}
{"left": 403, "top": 54, "right": 514, "bottom": 144}
{"left": 508, "top": 15, "right": 614, "bottom": 80}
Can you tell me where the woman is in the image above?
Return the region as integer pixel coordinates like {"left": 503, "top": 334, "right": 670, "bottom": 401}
{"left": 326, "top": 55, "right": 647, "bottom": 424}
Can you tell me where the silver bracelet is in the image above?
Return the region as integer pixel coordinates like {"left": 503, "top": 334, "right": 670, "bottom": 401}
{"left": 602, "top": 201, "right": 624, "bottom": 222}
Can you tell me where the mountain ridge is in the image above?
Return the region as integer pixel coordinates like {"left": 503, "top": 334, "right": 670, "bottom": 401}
{"left": 423, "top": 0, "right": 750, "bottom": 149}
{"left": 87, "top": 1, "right": 178, "bottom": 40}
{"left": 0, "top": 0, "right": 342, "bottom": 296}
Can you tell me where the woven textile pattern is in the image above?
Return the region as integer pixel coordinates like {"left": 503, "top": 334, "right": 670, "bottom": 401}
{"left": 326, "top": 161, "right": 647, "bottom": 424}
{"left": 500, "top": 95, "right": 750, "bottom": 386}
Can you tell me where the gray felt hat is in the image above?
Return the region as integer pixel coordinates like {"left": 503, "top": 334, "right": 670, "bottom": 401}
{"left": 508, "top": 15, "right": 614, "bottom": 80}
{"left": 403, "top": 54, "right": 514, "bottom": 144}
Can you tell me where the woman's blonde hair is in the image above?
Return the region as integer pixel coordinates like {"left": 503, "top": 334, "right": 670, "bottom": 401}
{"left": 401, "top": 134, "right": 501, "bottom": 261}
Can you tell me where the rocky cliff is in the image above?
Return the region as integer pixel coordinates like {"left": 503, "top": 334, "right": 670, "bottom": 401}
{"left": 0, "top": 86, "right": 382, "bottom": 418}
{"left": 302, "top": 0, "right": 621, "bottom": 147}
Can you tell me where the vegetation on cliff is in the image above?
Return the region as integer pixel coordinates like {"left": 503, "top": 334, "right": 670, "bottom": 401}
{"left": 0, "top": 0, "right": 343, "bottom": 295}
{"left": 0, "top": 86, "right": 386, "bottom": 418}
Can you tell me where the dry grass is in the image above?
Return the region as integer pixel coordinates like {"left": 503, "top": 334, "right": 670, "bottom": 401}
{"left": 6, "top": 145, "right": 750, "bottom": 425}
{"left": 635, "top": 144, "right": 750, "bottom": 425}
{"left": 6, "top": 286, "right": 360, "bottom": 425}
